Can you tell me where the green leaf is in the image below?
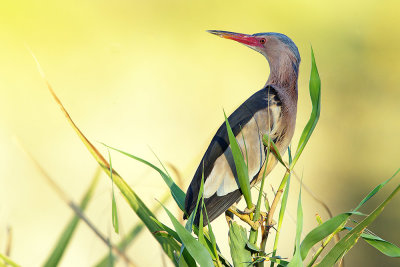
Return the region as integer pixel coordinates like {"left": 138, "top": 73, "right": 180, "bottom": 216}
{"left": 300, "top": 213, "right": 350, "bottom": 260}
{"left": 228, "top": 222, "right": 252, "bottom": 267}
{"left": 317, "top": 183, "right": 400, "bottom": 266}
{"left": 224, "top": 111, "right": 252, "bottom": 209}
{"left": 43, "top": 168, "right": 101, "bottom": 267}
{"left": 198, "top": 208, "right": 205, "bottom": 246}
{"left": 104, "top": 144, "right": 186, "bottom": 212}
{"left": 287, "top": 176, "right": 303, "bottom": 267}
{"left": 362, "top": 233, "right": 400, "bottom": 257}
{"left": 292, "top": 47, "right": 321, "bottom": 167}
{"left": 108, "top": 150, "right": 119, "bottom": 234}
{"left": 160, "top": 203, "right": 214, "bottom": 267}
{"left": 179, "top": 249, "right": 196, "bottom": 267}
{"left": 0, "top": 253, "right": 20, "bottom": 267}
{"left": 353, "top": 168, "right": 400, "bottom": 212}
{"left": 204, "top": 207, "right": 218, "bottom": 258}
{"left": 111, "top": 193, "right": 119, "bottom": 234}
{"left": 185, "top": 167, "right": 205, "bottom": 233}
{"left": 200, "top": 200, "right": 221, "bottom": 264}
{"left": 197, "top": 174, "right": 208, "bottom": 251}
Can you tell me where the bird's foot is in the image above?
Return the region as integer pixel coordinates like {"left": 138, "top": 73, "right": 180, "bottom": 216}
{"left": 227, "top": 206, "right": 260, "bottom": 231}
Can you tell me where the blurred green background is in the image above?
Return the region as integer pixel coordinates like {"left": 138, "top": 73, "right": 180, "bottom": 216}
{"left": 1, "top": 0, "right": 399, "bottom": 266}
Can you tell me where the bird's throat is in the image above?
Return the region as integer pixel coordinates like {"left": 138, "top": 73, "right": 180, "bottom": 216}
{"left": 266, "top": 55, "right": 299, "bottom": 91}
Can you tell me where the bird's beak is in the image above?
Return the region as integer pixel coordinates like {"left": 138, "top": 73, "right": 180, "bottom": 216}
{"left": 207, "top": 30, "right": 262, "bottom": 48}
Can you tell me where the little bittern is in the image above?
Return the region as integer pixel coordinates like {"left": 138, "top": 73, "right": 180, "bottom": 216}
{"left": 184, "top": 31, "right": 300, "bottom": 226}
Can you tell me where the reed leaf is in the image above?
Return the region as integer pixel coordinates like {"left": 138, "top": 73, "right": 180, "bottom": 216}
{"left": 361, "top": 234, "right": 400, "bottom": 257}
{"left": 224, "top": 111, "right": 252, "bottom": 209}
{"left": 292, "top": 47, "right": 321, "bottom": 167}
{"left": 43, "top": 168, "right": 101, "bottom": 267}
{"left": 160, "top": 204, "right": 214, "bottom": 267}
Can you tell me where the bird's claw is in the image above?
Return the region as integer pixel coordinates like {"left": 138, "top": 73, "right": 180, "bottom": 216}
{"left": 227, "top": 206, "right": 261, "bottom": 231}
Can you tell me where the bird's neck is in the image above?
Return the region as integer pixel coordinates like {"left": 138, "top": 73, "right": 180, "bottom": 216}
{"left": 265, "top": 54, "right": 299, "bottom": 94}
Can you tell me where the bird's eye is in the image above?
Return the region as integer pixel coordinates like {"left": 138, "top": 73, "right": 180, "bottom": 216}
{"left": 259, "top": 38, "right": 266, "bottom": 44}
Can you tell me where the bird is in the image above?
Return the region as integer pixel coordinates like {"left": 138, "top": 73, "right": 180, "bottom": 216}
{"left": 184, "top": 30, "right": 301, "bottom": 226}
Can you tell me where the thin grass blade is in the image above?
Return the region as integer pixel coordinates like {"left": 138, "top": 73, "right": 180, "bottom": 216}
{"left": 108, "top": 150, "right": 119, "bottom": 234}
{"left": 353, "top": 168, "right": 400, "bottom": 212}
{"left": 224, "top": 111, "right": 252, "bottom": 209}
{"left": 287, "top": 175, "right": 303, "bottom": 267}
{"left": 185, "top": 167, "right": 205, "bottom": 233}
{"left": 197, "top": 173, "right": 207, "bottom": 246}
{"left": 203, "top": 204, "right": 219, "bottom": 260}
{"left": 43, "top": 168, "right": 101, "bottom": 267}
{"left": 104, "top": 144, "right": 186, "bottom": 212}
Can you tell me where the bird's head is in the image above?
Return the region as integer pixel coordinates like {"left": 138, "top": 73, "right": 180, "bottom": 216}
{"left": 208, "top": 30, "right": 301, "bottom": 76}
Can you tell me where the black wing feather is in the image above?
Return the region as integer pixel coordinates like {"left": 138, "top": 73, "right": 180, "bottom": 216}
{"left": 184, "top": 85, "right": 280, "bottom": 225}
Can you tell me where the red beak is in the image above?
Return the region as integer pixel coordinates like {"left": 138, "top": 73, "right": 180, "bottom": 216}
{"left": 207, "top": 30, "right": 263, "bottom": 48}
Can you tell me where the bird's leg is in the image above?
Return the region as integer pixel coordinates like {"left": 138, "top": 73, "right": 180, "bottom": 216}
{"left": 227, "top": 205, "right": 260, "bottom": 231}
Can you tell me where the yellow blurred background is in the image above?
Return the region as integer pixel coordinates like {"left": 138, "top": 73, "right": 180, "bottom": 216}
{"left": 1, "top": 0, "right": 400, "bottom": 266}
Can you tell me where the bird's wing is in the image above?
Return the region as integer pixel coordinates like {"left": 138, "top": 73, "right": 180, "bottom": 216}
{"left": 184, "top": 85, "right": 283, "bottom": 224}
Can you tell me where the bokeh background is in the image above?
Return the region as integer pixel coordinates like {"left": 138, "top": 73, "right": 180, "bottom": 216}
{"left": 1, "top": 0, "right": 400, "bottom": 266}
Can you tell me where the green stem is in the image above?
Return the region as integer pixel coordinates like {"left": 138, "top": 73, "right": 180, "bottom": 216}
{"left": 249, "top": 140, "right": 271, "bottom": 245}
{"left": 270, "top": 148, "right": 292, "bottom": 267}
{"left": 248, "top": 157, "right": 269, "bottom": 244}
{"left": 307, "top": 224, "right": 345, "bottom": 267}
